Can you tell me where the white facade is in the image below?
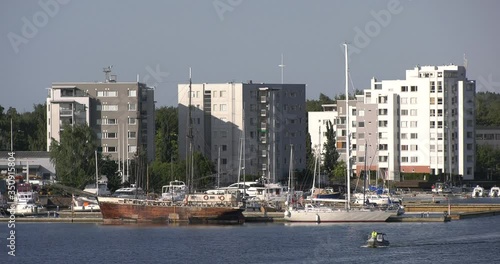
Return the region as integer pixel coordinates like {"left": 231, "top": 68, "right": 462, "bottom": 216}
{"left": 371, "top": 65, "right": 475, "bottom": 180}
{"left": 308, "top": 104, "right": 337, "bottom": 161}
{"left": 178, "top": 82, "right": 306, "bottom": 185}
{"left": 307, "top": 65, "right": 476, "bottom": 181}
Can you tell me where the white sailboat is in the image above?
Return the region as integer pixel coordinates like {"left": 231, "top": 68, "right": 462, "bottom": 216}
{"left": 284, "top": 44, "right": 401, "bottom": 222}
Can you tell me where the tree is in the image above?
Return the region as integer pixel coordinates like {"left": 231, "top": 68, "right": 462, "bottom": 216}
{"left": 100, "top": 156, "right": 121, "bottom": 192}
{"left": 306, "top": 93, "right": 335, "bottom": 111}
{"left": 322, "top": 121, "right": 340, "bottom": 178}
{"left": 476, "top": 144, "right": 500, "bottom": 180}
{"left": 331, "top": 160, "right": 346, "bottom": 184}
{"left": 155, "top": 106, "right": 178, "bottom": 163}
{"left": 49, "top": 124, "right": 99, "bottom": 188}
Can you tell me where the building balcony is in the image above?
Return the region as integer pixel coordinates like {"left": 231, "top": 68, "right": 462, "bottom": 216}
{"left": 59, "top": 109, "right": 73, "bottom": 116}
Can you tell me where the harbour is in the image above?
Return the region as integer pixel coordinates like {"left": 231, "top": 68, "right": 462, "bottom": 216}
{"left": 3, "top": 202, "right": 500, "bottom": 223}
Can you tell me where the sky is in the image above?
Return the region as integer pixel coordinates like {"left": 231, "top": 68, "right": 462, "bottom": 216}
{"left": 1, "top": 0, "right": 500, "bottom": 112}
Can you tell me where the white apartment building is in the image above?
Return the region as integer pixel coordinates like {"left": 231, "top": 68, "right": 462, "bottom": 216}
{"left": 46, "top": 71, "right": 156, "bottom": 176}
{"left": 308, "top": 104, "right": 337, "bottom": 160}
{"left": 178, "top": 82, "right": 306, "bottom": 185}
{"left": 308, "top": 65, "right": 476, "bottom": 181}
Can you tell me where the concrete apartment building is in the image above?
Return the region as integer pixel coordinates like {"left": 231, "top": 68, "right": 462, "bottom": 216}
{"left": 308, "top": 65, "right": 476, "bottom": 181}
{"left": 46, "top": 69, "right": 155, "bottom": 180}
{"left": 178, "top": 82, "right": 306, "bottom": 185}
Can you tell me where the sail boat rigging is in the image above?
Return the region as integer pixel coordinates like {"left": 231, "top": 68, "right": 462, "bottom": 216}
{"left": 97, "top": 68, "right": 245, "bottom": 224}
{"left": 283, "top": 43, "right": 402, "bottom": 222}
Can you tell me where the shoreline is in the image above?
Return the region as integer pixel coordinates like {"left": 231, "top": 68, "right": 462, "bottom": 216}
{"left": 3, "top": 204, "right": 500, "bottom": 223}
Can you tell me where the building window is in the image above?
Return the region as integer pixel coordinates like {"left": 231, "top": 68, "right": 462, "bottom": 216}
{"left": 401, "top": 133, "right": 407, "bottom": 139}
{"left": 410, "top": 133, "right": 418, "bottom": 139}
{"left": 104, "top": 132, "right": 117, "bottom": 138}
{"left": 221, "top": 131, "right": 227, "bottom": 138}
{"left": 401, "top": 109, "right": 408, "bottom": 116}
{"left": 400, "top": 97, "right": 407, "bottom": 104}
{"left": 220, "top": 104, "right": 227, "bottom": 111}
{"left": 128, "top": 145, "right": 137, "bottom": 153}
{"left": 358, "top": 121, "right": 364, "bottom": 127}
{"left": 401, "top": 121, "right": 407, "bottom": 128}
{"left": 410, "top": 97, "right": 417, "bottom": 104}
{"left": 106, "top": 146, "right": 117, "bottom": 152}
{"left": 128, "top": 117, "right": 136, "bottom": 125}
{"left": 222, "top": 145, "right": 227, "bottom": 151}
{"left": 128, "top": 131, "right": 136, "bottom": 139}
{"left": 410, "top": 109, "right": 417, "bottom": 116}
{"left": 401, "top": 86, "right": 408, "bottom": 92}
{"left": 410, "top": 145, "right": 418, "bottom": 151}
{"left": 402, "top": 157, "right": 408, "bottom": 162}
{"left": 358, "top": 110, "right": 364, "bottom": 116}
{"left": 97, "top": 91, "right": 118, "bottom": 97}
{"left": 99, "top": 105, "right": 118, "bottom": 111}
{"left": 410, "top": 121, "right": 417, "bottom": 128}
{"left": 103, "top": 118, "right": 117, "bottom": 125}
{"left": 128, "top": 103, "right": 136, "bottom": 111}
{"left": 410, "top": 86, "right": 418, "bottom": 92}
{"left": 411, "top": 157, "right": 418, "bottom": 163}
{"left": 128, "top": 90, "right": 136, "bottom": 97}
{"left": 401, "top": 145, "right": 408, "bottom": 151}
{"left": 220, "top": 91, "right": 226, "bottom": 98}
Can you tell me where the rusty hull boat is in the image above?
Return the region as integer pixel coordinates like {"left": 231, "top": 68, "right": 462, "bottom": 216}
{"left": 98, "top": 191, "right": 245, "bottom": 225}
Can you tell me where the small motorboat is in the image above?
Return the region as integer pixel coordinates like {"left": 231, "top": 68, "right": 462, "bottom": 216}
{"left": 366, "top": 232, "right": 390, "bottom": 248}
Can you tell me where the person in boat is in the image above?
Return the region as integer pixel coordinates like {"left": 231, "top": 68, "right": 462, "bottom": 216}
{"left": 371, "top": 230, "right": 377, "bottom": 239}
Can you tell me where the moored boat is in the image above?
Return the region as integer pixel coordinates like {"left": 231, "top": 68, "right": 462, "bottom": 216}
{"left": 284, "top": 203, "right": 399, "bottom": 223}
{"left": 98, "top": 190, "right": 245, "bottom": 224}
{"left": 489, "top": 186, "right": 500, "bottom": 197}
{"left": 472, "top": 185, "right": 485, "bottom": 198}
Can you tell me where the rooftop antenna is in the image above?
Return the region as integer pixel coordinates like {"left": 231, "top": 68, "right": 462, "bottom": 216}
{"left": 278, "top": 53, "right": 285, "bottom": 84}
{"left": 103, "top": 65, "right": 113, "bottom": 82}
{"left": 463, "top": 53, "right": 468, "bottom": 69}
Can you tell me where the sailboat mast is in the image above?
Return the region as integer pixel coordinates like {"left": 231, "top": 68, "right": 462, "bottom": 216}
{"left": 363, "top": 141, "right": 367, "bottom": 205}
{"left": 11, "top": 118, "right": 13, "bottom": 152}
{"left": 217, "top": 146, "right": 221, "bottom": 189}
{"left": 187, "top": 67, "right": 194, "bottom": 193}
{"left": 94, "top": 150, "right": 98, "bottom": 196}
{"left": 344, "top": 43, "right": 351, "bottom": 209}
{"left": 242, "top": 103, "right": 246, "bottom": 197}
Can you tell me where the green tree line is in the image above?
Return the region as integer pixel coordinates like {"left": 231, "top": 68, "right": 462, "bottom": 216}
{"left": 3, "top": 90, "right": 500, "bottom": 191}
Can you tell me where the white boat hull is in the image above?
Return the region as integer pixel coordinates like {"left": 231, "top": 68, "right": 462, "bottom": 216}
{"left": 284, "top": 207, "right": 395, "bottom": 222}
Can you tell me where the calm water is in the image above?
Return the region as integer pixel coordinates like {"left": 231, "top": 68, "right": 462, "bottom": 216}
{"left": 2, "top": 215, "right": 500, "bottom": 264}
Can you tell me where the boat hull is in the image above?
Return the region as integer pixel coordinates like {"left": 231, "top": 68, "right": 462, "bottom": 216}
{"left": 98, "top": 197, "right": 245, "bottom": 224}
{"left": 284, "top": 208, "right": 395, "bottom": 223}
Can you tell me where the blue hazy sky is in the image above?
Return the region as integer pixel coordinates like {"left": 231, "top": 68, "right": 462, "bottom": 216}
{"left": 1, "top": 0, "right": 499, "bottom": 112}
